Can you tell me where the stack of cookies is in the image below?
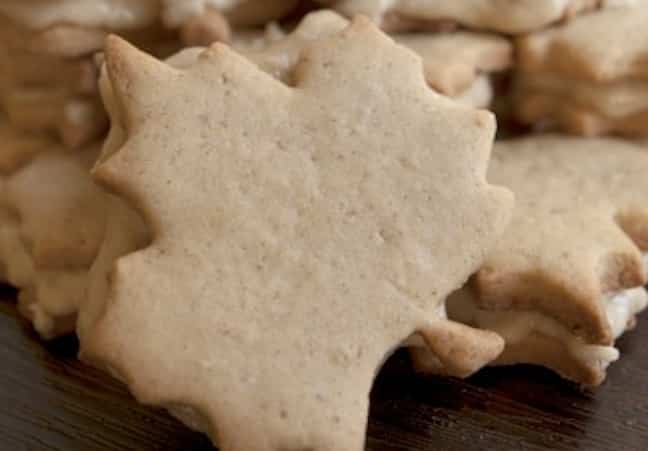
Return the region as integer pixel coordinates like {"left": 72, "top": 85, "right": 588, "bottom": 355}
{"left": 231, "top": 10, "right": 512, "bottom": 109}
{"left": 316, "top": 0, "right": 635, "bottom": 110}
{"left": 0, "top": 0, "right": 234, "bottom": 339}
{"left": 2, "top": 2, "right": 648, "bottom": 451}
{"left": 513, "top": 4, "right": 648, "bottom": 137}
{"left": 0, "top": 0, "right": 234, "bottom": 149}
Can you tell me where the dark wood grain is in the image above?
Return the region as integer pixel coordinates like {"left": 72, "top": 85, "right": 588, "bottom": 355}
{"left": 1, "top": 286, "right": 647, "bottom": 451}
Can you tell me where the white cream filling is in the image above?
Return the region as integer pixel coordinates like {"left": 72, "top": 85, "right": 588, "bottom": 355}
{"left": 450, "top": 266, "right": 648, "bottom": 372}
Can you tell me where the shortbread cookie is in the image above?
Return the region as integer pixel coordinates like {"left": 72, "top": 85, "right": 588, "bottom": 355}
{"left": 513, "top": 71, "right": 648, "bottom": 136}
{"left": 0, "top": 1, "right": 230, "bottom": 149}
{"left": 81, "top": 19, "right": 513, "bottom": 450}
{"left": 442, "top": 136, "right": 648, "bottom": 385}
{"left": 0, "top": 124, "right": 105, "bottom": 339}
{"left": 514, "top": 90, "right": 648, "bottom": 137}
{"left": 233, "top": 10, "right": 512, "bottom": 107}
{"left": 0, "top": 117, "right": 148, "bottom": 340}
{"left": 516, "top": 73, "right": 648, "bottom": 119}
{"left": 0, "top": 0, "right": 231, "bottom": 48}
{"left": 518, "top": 4, "right": 648, "bottom": 82}
{"left": 161, "top": 0, "right": 299, "bottom": 27}
{"left": 393, "top": 31, "right": 512, "bottom": 97}
{"left": 317, "top": 0, "right": 627, "bottom": 34}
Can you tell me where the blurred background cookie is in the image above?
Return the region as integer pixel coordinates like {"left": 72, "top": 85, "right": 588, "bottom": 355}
{"left": 0, "top": 0, "right": 231, "bottom": 149}
{"left": 514, "top": 4, "right": 648, "bottom": 137}
{"left": 447, "top": 136, "right": 648, "bottom": 385}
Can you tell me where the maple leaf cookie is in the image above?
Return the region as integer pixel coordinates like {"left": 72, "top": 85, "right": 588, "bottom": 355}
{"left": 444, "top": 136, "right": 648, "bottom": 386}
{"left": 81, "top": 18, "right": 513, "bottom": 450}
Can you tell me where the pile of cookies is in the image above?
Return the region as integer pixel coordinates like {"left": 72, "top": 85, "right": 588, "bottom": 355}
{"left": 514, "top": 5, "right": 648, "bottom": 136}
{"left": 2, "top": 1, "right": 648, "bottom": 450}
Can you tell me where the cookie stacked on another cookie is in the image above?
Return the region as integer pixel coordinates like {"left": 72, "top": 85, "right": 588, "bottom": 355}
{"left": 0, "top": 0, "right": 234, "bottom": 339}
{"left": 232, "top": 10, "right": 513, "bottom": 109}
{"left": 0, "top": 0, "right": 233, "bottom": 150}
{"left": 318, "top": 0, "right": 632, "bottom": 34}
{"left": 513, "top": 4, "right": 648, "bottom": 137}
{"left": 316, "top": 1, "right": 637, "bottom": 113}
{"left": 0, "top": 121, "right": 128, "bottom": 339}
{"left": 436, "top": 136, "right": 648, "bottom": 386}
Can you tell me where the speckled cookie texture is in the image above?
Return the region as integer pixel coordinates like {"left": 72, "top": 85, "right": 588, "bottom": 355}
{"left": 232, "top": 10, "right": 512, "bottom": 108}
{"left": 317, "top": 0, "right": 633, "bottom": 34}
{"left": 80, "top": 18, "right": 514, "bottom": 451}
{"left": 514, "top": 4, "right": 648, "bottom": 136}
{"left": 445, "top": 136, "right": 648, "bottom": 385}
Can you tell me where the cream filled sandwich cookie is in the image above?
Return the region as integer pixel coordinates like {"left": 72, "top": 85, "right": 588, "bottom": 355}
{"left": 431, "top": 136, "right": 648, "bottom": 386}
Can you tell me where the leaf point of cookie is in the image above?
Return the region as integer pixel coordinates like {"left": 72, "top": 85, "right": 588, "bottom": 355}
{"left": 92, "top": 144, "right": 130, "bottom": 193}
{"left": 104, "top": 35, "right": 178, "bottom": 121}
{"left": 293, "top": 16, "right": 426, "bottom": 96}
{"left": 617, "top": 208, "right": 648, "bottom": 254}
{"left": 418, "top": 318, "right": 505, "bottom": 377}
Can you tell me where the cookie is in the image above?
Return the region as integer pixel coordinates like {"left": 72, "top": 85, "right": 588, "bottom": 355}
{"left": 514, "top": 89, "right": 648, "bottom": 137}
{"left": 0, "top": 1, "right": 231, "bottom": 149}
{"left": 0, "top": 0, "right": 160, "bottom": 31}
{"left": 161, "top": 0, "right": 299, "bottom": 28}
{"left": 80, "top": 19, "right": 513, "bottom": 450}
{"left": 518, "top": 4, "right": 648, "bottom": 82}
{"left": 75, "top": 74, "right": 151, "bottom": 346}
{"left": 0, "top": 0, "right": 231, "bottom": 49}
{"left": 317, "top": 0, "right": 626, "bottom": 34}
{"left": 513, "top": 72, "right": 648, "bottom": 136}
{"left": 442, "top": 136, "right": 648, "bottom": 385}
{"left": 76, "top": 196, "right": 150, "bottom": 345}
{"left": 231, "top": 10, "right": 351, "bottom": 82}
{"left": 515, "top": 73, "right": 648, "bottom": 119}
{"left": 233, "top": 10, "right": 512, "bottom": 107}
{"left": 0, "top": 122, "right": 109, "bottom": 339}
{"left": 393, "top": 31, "right": 512, "bottom": 97}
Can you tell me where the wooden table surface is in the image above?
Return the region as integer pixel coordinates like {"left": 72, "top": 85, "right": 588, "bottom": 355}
{"left": 1, "top": 286, "right": 647, "bottom": 451}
